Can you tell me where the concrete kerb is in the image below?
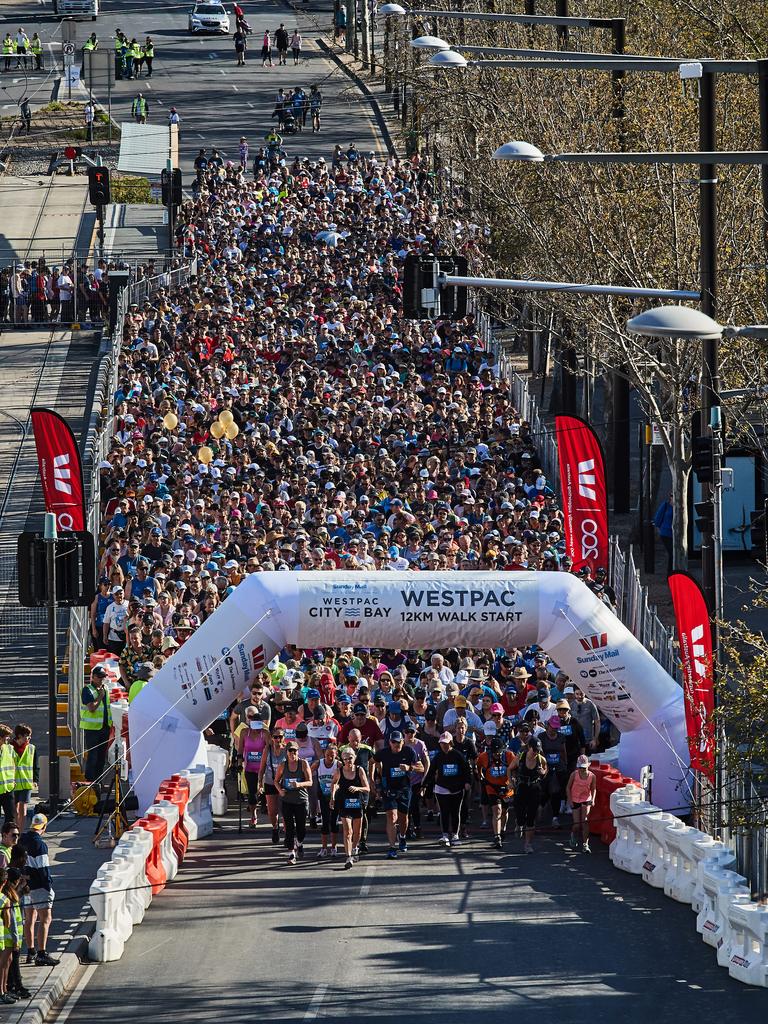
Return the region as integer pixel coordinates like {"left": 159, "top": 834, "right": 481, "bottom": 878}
{"left": 51, "top": 77, "right": 122, "bottom": 142}
{"left": 314, "top": 38, "right": 399, "bottom": 158}
{"left": 13, "top": 930, "right": 94, "bottom": 1024}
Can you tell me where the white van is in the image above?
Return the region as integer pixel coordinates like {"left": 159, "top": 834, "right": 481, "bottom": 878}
{"left": 53, "top": 0, "right": 99, "bottom": 19}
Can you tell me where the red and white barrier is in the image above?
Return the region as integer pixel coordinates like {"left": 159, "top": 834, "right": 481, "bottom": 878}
{"left": 88, "top": 768, "right": 214, "bottom": 962}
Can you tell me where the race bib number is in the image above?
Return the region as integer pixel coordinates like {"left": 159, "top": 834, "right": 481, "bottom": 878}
{"left": 442, "top": 763, "right": 459, "bottom": 777}
{"left": 390, "top": 767, "right": 405, "bottom": 779}
{"left": 319, "top": 778, "right": 332, "bottom": 795}
{"left": 246, "top": 750, "right": 262, "bottom": 765}
{"left": 490, "top": 766, "right": 506, "bottom": 777}
{"left": 284, "top": 728, "right": 297, "bottom": 740}
{"left": 559, "top": 724, "right": 572, "bottom": 736}
{"left": 285, "top": 778, "right": 296, "bottom": 788}
{"left": 344, "top": 796, "right": 361, "bottom": 810}
{"left": 546, "top": 753, "right": 561, "bottom": 764}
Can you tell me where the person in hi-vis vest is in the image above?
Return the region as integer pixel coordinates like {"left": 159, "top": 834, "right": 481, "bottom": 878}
{"left": 0, "top": 728, "right": 16, "bottom": 828}
{"left": 80, "top": 666, "right": 112, "bottom": 783}
{"left": 11, "top": 726, "right": 37, "bottom": 833}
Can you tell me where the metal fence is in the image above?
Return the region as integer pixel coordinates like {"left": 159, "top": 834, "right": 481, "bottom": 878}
{"left": 64, "top": 259, "right": 197, "bottom": 751}
{"left": 479, "top": 302, "right": 678, "bottom": 681}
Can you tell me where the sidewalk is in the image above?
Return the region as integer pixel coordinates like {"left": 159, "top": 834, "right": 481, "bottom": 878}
{"left": 8, "top": 814, "right": 110, "bottom": 1024}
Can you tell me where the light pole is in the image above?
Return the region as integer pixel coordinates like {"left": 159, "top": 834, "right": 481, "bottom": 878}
{"left": 44, "top": 512, "right": 60, "bottom": 816}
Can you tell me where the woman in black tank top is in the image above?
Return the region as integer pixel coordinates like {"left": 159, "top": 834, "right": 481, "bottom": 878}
{"left": 331, "top": 748, "right": 369, "bottom": 870}
{"left": 514, "top": 738, "right": 548, "bottom": 854}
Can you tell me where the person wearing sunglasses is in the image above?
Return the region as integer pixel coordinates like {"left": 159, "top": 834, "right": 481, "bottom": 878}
{"left": 258, "top": 730, "right": 286, "bottom": 845}
{"left": 0, "top": 823, "right": 19, "bottom": 871}
{"left": 275, "top": 742, "right": 312, "bottom": 864}
{"left": 330, "top": 747, "right": 369, "bottom": 869}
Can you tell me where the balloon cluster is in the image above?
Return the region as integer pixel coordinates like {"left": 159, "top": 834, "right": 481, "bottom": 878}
{"left": 198, "top": 407, "right": 239, "bottom": 465}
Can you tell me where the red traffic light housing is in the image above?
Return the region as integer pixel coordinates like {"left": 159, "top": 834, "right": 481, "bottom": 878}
{"left": 64, "top": 145, "right": 80, "bottom": 161}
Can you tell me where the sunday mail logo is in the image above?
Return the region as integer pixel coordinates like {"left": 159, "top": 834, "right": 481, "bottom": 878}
{"left": 53, "top": 453, "right": 72, "bottom": 495}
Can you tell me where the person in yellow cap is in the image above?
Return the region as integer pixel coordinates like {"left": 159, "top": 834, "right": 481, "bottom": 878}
{"left": 19, "top": 815, "right": 59, "bottom": 967}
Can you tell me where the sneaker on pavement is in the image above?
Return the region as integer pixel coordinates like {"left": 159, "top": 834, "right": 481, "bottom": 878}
{"left": 296, "top": 844, "right": 305, "bottom": 860}
{"left": 358, "top": 840, "right": 368, "bottom": 853}
{"left": 35, "top": 953, "right": 59, "bottom": 967}
{"left": 10, "top": 988, "right": 31, "bottom": 999}
{"left": 24, "top": 951, "right": 35, "bottom": 966}
{"left": 492, "top": 835, "right": 502, "bottom": 850}
{"left": 1, "top": 993, "right": 18, "bottom": 1004}
{"left": 439, "top": 833, "right": 450, "bottom": 847}
{"left": 398, "top": 835, "right": 407, "bottom": 853}
{"left": 450, "top": 835, "right": 461, "bottom": 847}
{"left": 551, "top": 816, "right": 560, "bottom": 828}
{"left": 331, "top": 846, "right": 339, "bottom": 858}
{"left": 271, "top": 828, "right": 280, "bottom": 844}
{"left": 287, "top": 851, "right": 297, "bottom": 865}
{"left": 386, "top": 847, "right": 398, "bottom": 859}
{"left": 317, "top": 848, "right": 329, "bottom": 860}
{"left": 459, "top": 828, "right": 469, "bottom": 839}
{"left": 353, "top": 846, "right": 359, "bottom": 860}
{"left": 344, "top": 857, "right": 353, "bottom": 870}
{"left": 569, "top": 833, "right": 578, "bottom": 849}
{"left": 583, "top": 840, "right": 591, "bottom": 853}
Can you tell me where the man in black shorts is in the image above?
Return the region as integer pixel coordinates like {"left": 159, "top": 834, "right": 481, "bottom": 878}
{"left": 373, "top": 732, "right": 423, "bottom": 859}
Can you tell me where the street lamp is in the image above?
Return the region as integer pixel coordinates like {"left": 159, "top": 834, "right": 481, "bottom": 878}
{"left": 428, "top": 48, "right": 467, "bottom": 66}
{"left": 410, "top": 35, "right": 450, "bottom": 49}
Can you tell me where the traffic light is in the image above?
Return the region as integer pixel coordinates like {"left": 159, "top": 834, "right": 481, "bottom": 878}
{"left": 694, "top": 500, "right": 714, "bottom": 536}
{"left": 691, "top": 434, "right": 713, "bottom": 484}
{"left": 401, "top": 253, "right": 469, "bottom": 319}
{"left": 438, "top": 255, "right": 469, "bottom": 318}
{"left": 17, "top": 531, "right": 96, "bottom": 608}
{"left": 161, "top": 168, "right": 183, "bottom": 206}
{"left": 87, "top": 165, "right": 111, "bottom": 206}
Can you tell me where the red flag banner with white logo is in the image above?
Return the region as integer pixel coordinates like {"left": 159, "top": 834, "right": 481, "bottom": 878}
{"left": 30, "top": 407, "right": 86, "bottom": 532}
{"left": 668, "top": 572, "right": 715, "bottom": 783}
{"left": 555, "top": 414, "right": 608, "bottom": 574}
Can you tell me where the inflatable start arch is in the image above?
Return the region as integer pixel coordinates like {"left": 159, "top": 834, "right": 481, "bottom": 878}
{"left": 130, "top": 572, "right": 689, "bottom": 811}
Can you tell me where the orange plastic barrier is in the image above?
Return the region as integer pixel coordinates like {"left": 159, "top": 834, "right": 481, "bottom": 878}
{"left": 135, "top": 815, "right": 168, "bottom": 894}
{"left": 589, "top": 761, "right": 641, "bottom": 844}
{"left": 162, "top": 781, "right": 190, "bottom": 849}
{"left": 156, "top": 783, "right": 189, "bottom": 863}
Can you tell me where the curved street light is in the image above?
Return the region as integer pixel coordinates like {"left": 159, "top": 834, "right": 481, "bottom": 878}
{"left": 428, "top": 49, "right": 468, "bottom": 67}
{"left": 410, "top": 35, "right": 450, "bottom": 49}
{"left": 626, "top": 305, "right": 723, "bottom": 340}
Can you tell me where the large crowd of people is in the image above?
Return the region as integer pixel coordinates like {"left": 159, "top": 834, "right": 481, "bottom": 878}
{"left": 87, "top": 141, "right": 618, "bottom": 866}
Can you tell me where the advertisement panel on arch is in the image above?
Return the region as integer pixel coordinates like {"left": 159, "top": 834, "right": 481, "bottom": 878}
{"left": 555, "top": 414, "right": 608, "bottom": 574}
{"left": 30, "top": 407, "right": 86, "bottom": 532}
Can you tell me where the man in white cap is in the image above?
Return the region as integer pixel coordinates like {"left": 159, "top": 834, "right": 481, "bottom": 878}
{"left": 19, "top": 814, "right": 59, "bottom": 967}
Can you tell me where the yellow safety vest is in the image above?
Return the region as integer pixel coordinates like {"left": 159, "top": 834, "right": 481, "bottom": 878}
{"left": 80, "top": 684, "right": 112, "bottom": 731}
{"left": 14, "top": 743, "right": 34, "bottom": 790}
{"left": 2, "top": 39, "right": 13, "bottom": 55}
{"left": 145, "top": 44, "right": 154, "bottom": 58}
{"left": 115, "top": 37, "right": 123, "bottom": 52}
{"left": 84, "top": 39, "right": 97, "bottom": 51}
{"left": 31, "top": 39, "right": 42, "bottom": 55}
{"left": 0, "top": 745, "right": 15, "bottom": 795}
{"left": 131, "top": 43, "right": 142, "bottom": 59}
{"left": 0, "top": 893, "right": 10, "bottom": 947}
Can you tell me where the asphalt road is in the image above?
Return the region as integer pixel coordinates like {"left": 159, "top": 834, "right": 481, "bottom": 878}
{"left": 3, "top": 0, "right": 386, "bottom": 174}
{"left": 56, "top": 817, "right": 766, "bottom": 1023}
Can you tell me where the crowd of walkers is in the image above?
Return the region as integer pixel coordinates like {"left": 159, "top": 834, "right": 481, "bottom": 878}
{"left": 87, "top": 139, "right": 619, "bottom": 866}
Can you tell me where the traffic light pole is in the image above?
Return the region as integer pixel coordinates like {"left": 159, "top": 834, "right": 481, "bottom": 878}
{"left": 44, "top": 513, "right": 60, "bottom": 816}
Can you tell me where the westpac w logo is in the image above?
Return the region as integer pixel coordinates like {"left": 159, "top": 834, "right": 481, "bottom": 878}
{"left": 577, "top": 459, "right": 597, "bottom": 501}
{"left": 53, "top": 453, "right": 72, "bottom": 495}
{"left": 691, "top": 624, "right": 708, "bottom": 678}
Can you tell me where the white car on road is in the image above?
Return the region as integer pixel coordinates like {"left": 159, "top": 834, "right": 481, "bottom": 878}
{"left": 188, "top": 2, "right": 231, "bottom": 33}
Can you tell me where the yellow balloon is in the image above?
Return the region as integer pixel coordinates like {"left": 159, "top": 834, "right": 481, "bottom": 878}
{"left": 198, "top": 446, "right": 214, "bottom": 465}
{"left": 225, "top": 422, "right": 239, "bottom": 440}
{"left": 162, "top": 412, "right": 178, "bottom": 430}
{"left": 218, "top": 409, "right": 234, "bottom": 427}
{"left": 210, "top": 421, "right": 225, "bottom": 439}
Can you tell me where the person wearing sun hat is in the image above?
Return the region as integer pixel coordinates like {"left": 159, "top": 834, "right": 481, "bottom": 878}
{"left": 18, "top": 815, "right": 59, "bottom": 968}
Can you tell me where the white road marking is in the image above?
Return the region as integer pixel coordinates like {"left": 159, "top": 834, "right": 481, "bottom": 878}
{"left": 134, "top": 936, "right": 173, "bottom": 958}
{"left": 247, "top": 102, "right": 255, "bottom": 109}
{"left": 219, "top": 68, "right": 226, "bottom": 75}
{"left": 359, "top": 865, "right": 376, "bottom": 897}
{"left": 303, "top": 984, "right": 328, "bottom": 1021}
{"left": 232, "top": 84, "right": 238, "bottom": 91}
{"left": 197, "top": 133, "right": 205, "bottom": 138}
{"left": 53, "top": 963, "right": 97, "bottom": 1024}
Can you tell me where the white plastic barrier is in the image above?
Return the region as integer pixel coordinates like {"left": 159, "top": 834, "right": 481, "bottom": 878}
{"left": 180, "top": 765, "right": 214, "bottom": 839}
{"left": 662, "top": 824, "right": 707, "bottom": 905}
{"left": 725, "top": 900, "right": 768, "bottom": 986}
{"left": 611, "top": 796, "right": 659, "bottom": 874}
{"left": 88, "top": 860, "right": 133, "bottom": 962}
{"left": 146, "top": 803, "right": 180, "bottom": 881}
{"left": 691, "top": 839, "right": 736, "bottom": 914}
{"left": 206, "top": 744, "right": 228, "bottom": 816}
{"left": 696, "top": 865, "right": 750, "bottom": 948}
{"left": 589, "top": 746, "right": 620, "bottom": 769}
{"left": 609, "top": 786, "right": 646, "bottom": 870}
{"left": 113, "top": 830, "right": 153, "bottom": 925}
{"left": 109, "top": 699, "right": 130, "bottom": 764}
{"left": 716, "top": 892, "right": 754, "bottom": 968}
{"left": 642, "top": 814, "right": 685, "bottom": 889}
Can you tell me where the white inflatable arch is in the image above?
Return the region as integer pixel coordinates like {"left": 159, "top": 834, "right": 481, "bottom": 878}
{"left": 130, "top": 572, "right": 689, "bottom": 811}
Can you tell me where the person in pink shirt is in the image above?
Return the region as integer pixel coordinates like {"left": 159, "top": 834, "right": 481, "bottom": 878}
{"left": 566, "top": 755, "right": 597, "bottom": 852}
